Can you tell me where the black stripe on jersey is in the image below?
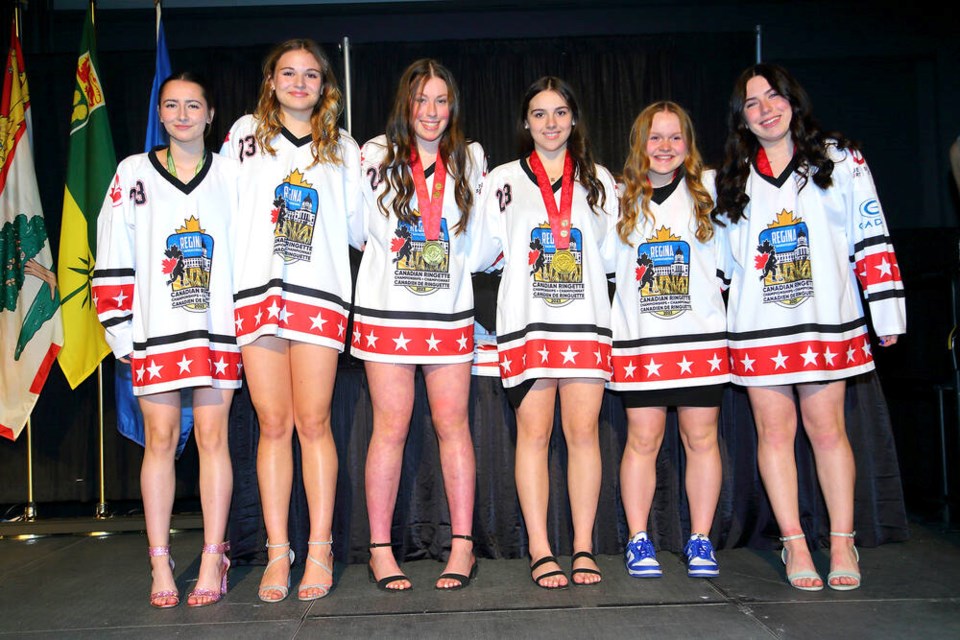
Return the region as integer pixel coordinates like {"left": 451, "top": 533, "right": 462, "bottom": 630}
{"left": 149, "top": 148, "right": 214, "bottom": 195}
{"left": 752, "top": 154, "right": 799, "bottom": 188}
{"left": 134, "top": 331, "right": 238, "bottom": 350}
{"left": 93, "top": 268, "right": 135, "bottom": 278}
{"left": 101, "top": 314, "right": 133, "bottom": 327}
{"left": 497, "top": 322, "right": 613, "bottom": 344}
{"left": 865, "top": 289, "right": 905, "bottom": 302}
{"left": 717, "top": 268, "right": 731, "bottom": 286}
{"left": 651, "top": 167, "right": 685, "bottom": 205}
{"left": 234, "top": 278, "right": 350, "bottom": 310}
{"left": 280, "top": 127, "right": 312, "bottom": 147}
{"left": 613, "top": 330, "right": 728, "bottom": 349}
{"left": 352, "top": 305, "right": 473, "bottom": 322}
{"left": 853, "top": 235, "right": 893, "bottom": 253}
{"left": 728, "top": 317, "right": 867, "bottom": 342}
{"left": 520, "top": 158, "right": 562, "bottom": 192}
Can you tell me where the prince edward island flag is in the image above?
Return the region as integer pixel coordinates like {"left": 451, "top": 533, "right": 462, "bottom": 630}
{"left": 56, "top": 6, "right": 117, "bottom": 389}
{"left": 0, "top": 20, "right": 64, "bottom": 440}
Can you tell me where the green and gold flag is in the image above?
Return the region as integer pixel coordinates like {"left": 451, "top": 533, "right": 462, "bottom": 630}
{"left": 56, "top": 5, "right": 116, "bottom": 389}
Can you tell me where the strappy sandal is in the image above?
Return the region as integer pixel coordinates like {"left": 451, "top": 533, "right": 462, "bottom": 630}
{"left": 530, "top": 555, "right": 568, "bottom": 590}
{"left": 779, "top": 533, "right": 823, "bottom": 592}
{"left": 571, "top": 550, "right": 602, "bottom": 585}
{"left": 187, "top": 541, "right": 231, "bottom": 607}
{"left": 258, "top": 540, "right": 294, "bottom": 603}
{"left": 827, "top": 531, "right": 861, "bottom": 591}
{"left": 298, "top": 538, "right": 334, "bottom": 601}
{"left": 368, "top": 541, "right": 412, "bottom": 592}
{"left": 435, "top": 534, "right": 478, "bottom": 591}
{"left": 148, "top": 545, "right": 179, "bottom": 609}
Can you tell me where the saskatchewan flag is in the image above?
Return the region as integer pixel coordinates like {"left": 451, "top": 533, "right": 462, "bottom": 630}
{"left": 56, "top": 6, "right": 117, "bottom": 389}
{"left": 0, "top": 19, "right": 64, "bottom": 439}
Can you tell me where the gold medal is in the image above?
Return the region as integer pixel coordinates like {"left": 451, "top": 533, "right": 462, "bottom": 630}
{"left": 422, "top": 240, "right": 444, "bottom": 266}
{"left": 552, "top": 249, "right": 575, "bottom": 274}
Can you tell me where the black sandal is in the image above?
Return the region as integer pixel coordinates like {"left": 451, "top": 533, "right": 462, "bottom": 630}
{"left": 530, "top": 555, "right": 568, "bottom": 590}
{"left": 368, "top": 542, "right": 412, "bottom": 592}
{"left": 436, "top": 534, "right": 478, "bottom": 591}
{"left": 571, "top": 550, "right": 602, "bottom": 585}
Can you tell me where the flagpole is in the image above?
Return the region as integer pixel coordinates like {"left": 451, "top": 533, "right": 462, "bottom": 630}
{"left": 342, "top": 36, "right": 352, "bottom": 134}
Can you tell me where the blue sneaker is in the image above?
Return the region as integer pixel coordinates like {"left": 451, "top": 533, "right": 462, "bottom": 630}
{"left": 625, "top": 532, "right": 662, "bottom": 578}
{"left": 684, "top": 534, "right": 719, "bottom": 578}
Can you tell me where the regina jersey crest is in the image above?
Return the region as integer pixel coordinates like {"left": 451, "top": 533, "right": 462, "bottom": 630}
{"left": 391, "top": 215, "right": 451, "bottom": 294}
{"left": 163, "top": 216, "right": 214, "bottom": 312}
{"left": 636, "top": 225, "right": 691, "bottom": 318}
{"left": 529, "top": 222, "right": 584, "bottom": 307}
{"left": 272, "top": 169, "right": 319, "bottom": 263}
{"left": 755, "top": 209, "right": 812, "bottom": 308}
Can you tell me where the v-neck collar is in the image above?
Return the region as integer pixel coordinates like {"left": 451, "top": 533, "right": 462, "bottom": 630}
{"left": 149, "top": 148, "right": 212, "bottom": 195}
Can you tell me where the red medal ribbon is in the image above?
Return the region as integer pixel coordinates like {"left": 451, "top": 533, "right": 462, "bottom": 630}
{"left": 528, "top": 151, "right": 574, "bottom": 250}
{"left": 410, "top": 149, "right": 447, "bottom": 241}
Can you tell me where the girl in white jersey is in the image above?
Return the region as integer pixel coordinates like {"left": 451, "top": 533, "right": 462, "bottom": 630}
{"left": 221, "top": 39, "right": 361, "bottom": 603}
{"left": 482, "top": 77, "right": 617, "bottom": 588}
{"left": 356, "top": 59, "right": 485, "bottom": 592}
{"left": 94, "top": 73, "right": 239, "bottom": 608}
{"left": 714, "top": 64, "right": 905, "bottom": 591}
{"left": 606, "top": 101, "right": 728, "bottom": 580}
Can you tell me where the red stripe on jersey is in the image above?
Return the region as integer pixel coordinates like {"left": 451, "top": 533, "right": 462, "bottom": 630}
{"left": 234, "top": 296, "right": 348, "bottom": 343}
{"left": 611, "top": 346, "right": 730, "bottom": 384}
{"left": 499, "top": 338, "right": 612, "bottom": 379}
{"left": 728, "top": 336, "right": 872, "bottom": 378}
{"left": 854, "top": 249, "right": 901, "bottom": 290}
{"left": 131, "top": 346, "right": 242, "bottom": 389}
{"left": 351, "top": 320, "right": 473, "bottom": 358}
{"left": 93, "top": 283, "right": 134, "bottom": 315}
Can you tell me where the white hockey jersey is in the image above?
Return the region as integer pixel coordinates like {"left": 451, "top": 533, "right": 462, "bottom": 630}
{"left": 480, "top": 158, "right": 618, "bottom": 388}
{"left": 606, "top": 170, "right": 730, "bottom": 391}
{"left": 351, "top": 136, "right": 487, "bottom": 364}
{"left": 93, "top": 150, "right": 241, "bottom": 396}
{"left": 220, "top": 115, "right": 362, "bottom": 350}
{"left": 716, "top": 145, "right": 906, "bottom": 386}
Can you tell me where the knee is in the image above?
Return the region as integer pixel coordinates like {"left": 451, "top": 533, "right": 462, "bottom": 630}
{"left": 295, "top": 412, "right": 332, "bottom": 441}
{"left": 194, "top": 423, "right": 227, "bottom": 454}
{"left": 756, "top": 423, "right": 796, "bottom": 449}
{"left": 564, "top": 422, "right": 600, "bottom": 451}
{"left": 682, "top": 428, "right": 718, "bottom": 455}
{"left": 144, "top": 427, "right": 179, "bottom": 457}
{"left": 625, "top": 430, "right": 662, "bottom": 457}
{"left": 257, "top": 413, "right": 294, "bottom": 440}
{"left": 806, "top": 424, "right": 848, "bottom": 451}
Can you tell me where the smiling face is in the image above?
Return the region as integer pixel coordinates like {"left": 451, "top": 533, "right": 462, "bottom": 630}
{"left": 410, "top": 75, "right": 450, "bottom": 148}
{"left": 525, "top": 89, "right": 573, "bottom": 157}
{"left": 645, "top": 110, "right": 687, "bottom": 185}
{"left": 270, "top": 48, "right": 323, "bottom": 119}
{"left": 158, "top": 79, "right": 212, "bottom": 145}
{"left": 742, "top": 74, "right": 793, "bottom": 148}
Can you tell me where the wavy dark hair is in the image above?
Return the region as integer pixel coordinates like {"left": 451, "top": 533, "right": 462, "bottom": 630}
{"left": 618, "top": 101, "right": 714, "bottom": 244}
{"left": 377, "top": 58, "right": 475, "bottom": 235}
{"left": 254, "top": 38, "right": 342, "bottom": 167}
{"left": 714, "top": 63, "right": 855, "bottom": 224}
{"left": 517, "top": 76, "right": 606, "bottom": 215}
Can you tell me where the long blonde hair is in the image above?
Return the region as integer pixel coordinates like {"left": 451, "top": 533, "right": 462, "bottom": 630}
{"left": 254, "top": 39, "right": 342, "bottom": 167}
{"left": 618, "top": 101, "right": 714, "bottom": 244}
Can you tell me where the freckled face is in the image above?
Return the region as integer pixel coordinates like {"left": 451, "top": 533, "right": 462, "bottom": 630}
{"left": 645, "top": 111, "right": 687, "bottom": 183}
{"left": 742, "top": 75, "right": 793, "bottom": 147}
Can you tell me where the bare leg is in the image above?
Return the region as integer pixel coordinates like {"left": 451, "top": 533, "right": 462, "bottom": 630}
{"left": 364, "top": 361, "right": 416, "bottom": 590}
{"left": 748, "top": 385, "right": 821, "bottom": 590}
{"left": 423, "top": 362, "right": 476, "bottom": 588}
{"left": 140, "top": 391, "right": 181, "bottom": 606}
{"left": 242, "top": 337, "right": 295, "bottom": 601}
{"left": 620, "top": 406, "right": 667, "bottom": 536}
{"left": 558, "top": 378, "right": 604, "bottom": 584}
{"left": 797, "top": 381, "right": 858, "bottom": 588}
{"left": 677, "top": 406, "right": 721, "bottom": 536}
{"left": 515, "top": 380, "right": 567, "bottom": 588}
{"left": 290, "top": 342, "right": 340, "bottom": 599}
{"left": 186, "top": 387, "right": 235, "bottom": 606}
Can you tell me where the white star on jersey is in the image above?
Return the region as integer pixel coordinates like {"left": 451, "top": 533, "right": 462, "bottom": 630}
{"left": 801, "top": 346, "right": 819, "bottom": 366}
{"left": 365, "top": 330, "right": 379, "bottom": 348}
{"left": 278, "top": 306, "right": 292, "bottom": 324}
{"left": 707, "top": 353, "right": 723, "bottom": 372}
{"left": 147, "top": 360, "right": 163, "bottom": 379}
{"left": 677, "top": 356, "right": 693, "bottom": 374}
{"left": 823, "top": 347, "right": 837, "bottom": 366}
{"left": 177, "top": 356, "right": 192, "bottom": 373}
{"left": 114, "top": 290, "right": 127, "bottom": 308}
{"left": 623, "top": 361, "right": 637, "bottom": 378}
{"left": 266, "top": 301, "right": 281, "bottom": 319}
{"left": 875, "top": 258, "right": 892, "bottom": 278}
{"left": 740, "top": 354, "right": 755, "bottom": 372}
{"left": 771, "top": 350, "right": 789, "bottom": 370}
{"left": 310, "top": 312, "right": 326, "bottom": 332}
{"left": 426, "top": 334, "right": 441, "bottom": 351}
{"left": 214, "top": 357, "right": 228, "bottom": 374}
{"left": 456, "top": 334, "right": 468, "bottom": 351}
{"left": 393, "top": 333, "right": 411, "bottom": 351}
{"left": 644, "top": 359, "right": 662, "bottom": 377}
{"left": 560, "top": 345, "right": 579, "bottom": 364}
{"left": 538, "top": 345, "right": 550, "bottom": 363}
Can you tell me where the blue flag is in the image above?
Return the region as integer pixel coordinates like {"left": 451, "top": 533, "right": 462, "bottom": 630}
{"left": 117, "top": 3, "right": 194, "bottom": 457}
{"left": 144, "top": 6, "right": 171, "bottom": 152}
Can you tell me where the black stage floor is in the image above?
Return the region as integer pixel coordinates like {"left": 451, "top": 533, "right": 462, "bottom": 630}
{"left": 1, "top": 521, "right": 959, "bottom": 639}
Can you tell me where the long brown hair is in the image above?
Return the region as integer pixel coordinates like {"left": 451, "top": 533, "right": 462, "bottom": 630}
{"left": 377, "top": 59, "right": 474, "bottom": 235}
{"left": 517, "top": 76, "right": 606, "bottom": 215}
{"left": 618, "top": 101, "right": 715, "bottom": 244}
{"left": 254, "top": 39, "right": 342, "bottom": 167}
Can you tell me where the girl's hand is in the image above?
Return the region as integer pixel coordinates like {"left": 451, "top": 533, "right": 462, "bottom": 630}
{"left": 878, "top": 335, "right": 898, "bottom": 347}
